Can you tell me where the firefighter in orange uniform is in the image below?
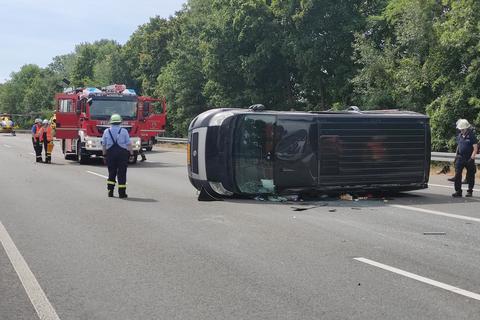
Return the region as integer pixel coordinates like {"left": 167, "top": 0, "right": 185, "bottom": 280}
{"left": 39, "top": 119, "right": 54, "bottom": 163}
{"left": 32, "top": 118, "right": 43, "bottom": 162}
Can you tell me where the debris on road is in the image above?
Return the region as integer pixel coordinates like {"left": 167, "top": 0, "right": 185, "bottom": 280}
{"left": 291, "top": 203, "right": 328, "bottom": 212}
{"left": 340, "top": 193, "right": 354, "bottom": 201}
{"left": 423, "top": 232, "right": 446, "bottom": 235}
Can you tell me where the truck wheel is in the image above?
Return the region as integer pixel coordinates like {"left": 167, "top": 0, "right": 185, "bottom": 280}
{"left": 77, "top": 141, "right": 89, "bottom": 164}
{"left": 128, "top": 152, "right": 138, "bottom": 164}
{"left": 63, "top": 140, "right": 74, "bottom": 160}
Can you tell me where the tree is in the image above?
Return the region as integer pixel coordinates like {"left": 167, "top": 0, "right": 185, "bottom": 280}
{"left": 123, "top": 17, "right": 175, "bottom": 95}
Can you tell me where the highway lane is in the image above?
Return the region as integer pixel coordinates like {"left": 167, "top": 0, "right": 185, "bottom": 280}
{"left": 0, "top": 133, "right": 479, "bottom": 319}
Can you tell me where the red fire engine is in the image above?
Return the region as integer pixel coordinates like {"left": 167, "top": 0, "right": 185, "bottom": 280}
{"left": 55, "top": 84, "right": 166, "bottom": 164}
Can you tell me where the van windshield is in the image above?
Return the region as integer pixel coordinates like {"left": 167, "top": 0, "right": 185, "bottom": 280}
{"left": 89, "top": 98, "right": 137, "bottom": 120}
{"left": 233, "top": 114, "right": 276, "bottom": 194}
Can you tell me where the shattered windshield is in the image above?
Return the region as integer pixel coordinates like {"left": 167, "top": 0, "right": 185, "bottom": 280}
{"left": 233, "top": 114, "right": 276, "bottom": 194}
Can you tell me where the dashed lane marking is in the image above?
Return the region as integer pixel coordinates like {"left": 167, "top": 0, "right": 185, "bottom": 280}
{"left": 0, "top": 221, "right": 61, "bottom": 320}
{"left": 390, "top": 204, "right": 480, "bottom": 223}
{"left": 86, "top": 171, "right": 108, "bottom": 179}
{"left": 354, "top": 257, "right": 480, "bottom": 301}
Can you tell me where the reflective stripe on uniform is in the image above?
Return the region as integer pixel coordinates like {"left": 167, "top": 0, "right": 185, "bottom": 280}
{"left": 107, "top": 180, "right": 116, "bottom": 185}
{"left": 118, "top": 184, "right": 127, "bottom": 188}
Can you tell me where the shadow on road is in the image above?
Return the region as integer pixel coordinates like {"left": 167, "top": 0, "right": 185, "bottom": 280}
{"left": 131, "top": 161, "right": 185, "bottom": 169}
{"left": 124, "top": 197, "right": 158, "bottom": 203}
{"left": 218, "top": 190, "right": 480, "bottom": 208}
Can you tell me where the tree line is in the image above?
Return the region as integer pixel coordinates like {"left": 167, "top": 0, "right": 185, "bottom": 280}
{"left": 0, "top": 0, "right": 479, "bottom": 151}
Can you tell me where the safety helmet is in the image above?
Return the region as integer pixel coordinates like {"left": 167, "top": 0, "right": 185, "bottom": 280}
{"left": 42, "top": 119, "right": 49, "bottom": 125}
{"left": 35, "top": 118, "right": 42, "bottom": 124}
{"left": 456, "top": 119, "right": 471, "bottom": 130}
{"left": 109, "top": 114, "right": 122, "bottom": 124}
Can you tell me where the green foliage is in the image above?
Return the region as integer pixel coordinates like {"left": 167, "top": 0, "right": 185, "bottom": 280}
{"left": 353, "top": 0, "right": 480, "bottom": 150}
{"left": 0, "top": 65, "right": 59, "bottom": 127}
{"left": 3, "top": 0, "right": 480, "bottom": 143}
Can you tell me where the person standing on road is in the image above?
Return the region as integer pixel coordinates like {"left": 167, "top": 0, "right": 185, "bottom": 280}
{"left": 101, "top": 114, "right": 133, "bottom": 198}
{"left": 31, "top": 118, "right": 43, "bottom": 163}
{"left": 452, "top": 119, "right": 478, "bottom": 197}
{"left": 38, "top": 119, "right": 54, "bottom": 163}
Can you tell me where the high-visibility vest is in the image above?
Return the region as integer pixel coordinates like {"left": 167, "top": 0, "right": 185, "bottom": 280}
{"left": 39, "top": 126, "right": 53, "bottom": 142}
{"left": 34, "top": 124, "right": 42, "bottom": 140}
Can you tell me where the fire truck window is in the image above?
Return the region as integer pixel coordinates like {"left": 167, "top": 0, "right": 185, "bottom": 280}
{"left": 143, "top": 103, "right": 150, "bottom": 117}
{"left": 59, "top": 99, "right": 73, "bottom": 113}
{"left": 152, "top": 101, "right": 163, "bottom": 114}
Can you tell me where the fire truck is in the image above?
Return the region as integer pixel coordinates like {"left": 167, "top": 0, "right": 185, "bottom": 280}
{"left": 55, "top": 84, "right": 166, "bottom": 164}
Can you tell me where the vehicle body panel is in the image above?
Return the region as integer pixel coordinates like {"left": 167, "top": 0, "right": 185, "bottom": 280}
{"left": 188, "top": 108, "right": 430, "bottom": 197}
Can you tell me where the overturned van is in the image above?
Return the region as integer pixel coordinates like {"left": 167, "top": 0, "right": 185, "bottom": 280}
{"left": 188, "top": 107, "right": 430, "bottom": 198}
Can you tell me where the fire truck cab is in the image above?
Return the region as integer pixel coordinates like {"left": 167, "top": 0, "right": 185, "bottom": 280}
{"left": 55, "top": 84, "right": 166, "bottom": 164}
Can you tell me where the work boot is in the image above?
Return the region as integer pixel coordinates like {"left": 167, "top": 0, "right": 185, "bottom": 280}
{"left": 466, "top": 191, "right": 473, "bottom": 197}
{"left": 118, "top": 189, "right": 128, "bottom": 199}
{"left": 452, "top": 192, "right": 462, "bottom": 198}
{"left": 108, "top": 190, "right": 114, "bottom": 197}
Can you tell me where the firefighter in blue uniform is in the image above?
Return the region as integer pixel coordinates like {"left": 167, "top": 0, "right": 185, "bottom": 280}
{"left": 101, "top": 114, "right": 133, "bottom": 198}
{"left": 452, "top": 119, "right": 478, "bottom": 197}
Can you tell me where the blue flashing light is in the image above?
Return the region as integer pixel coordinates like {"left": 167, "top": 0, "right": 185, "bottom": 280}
{"left": 122, "top": 89, "right": 137, "bottom": 95}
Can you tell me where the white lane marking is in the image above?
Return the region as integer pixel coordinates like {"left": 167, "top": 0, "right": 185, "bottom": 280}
{"left": 354, "top": 257, "right": 480, "bottom": 301}
{"left": 429, "top": 183, "right": 480, "bottom": 192}
{"left": 30, "top": 153, "right": 36, "bottom": 156}
{"left": 3, "top": 144, "right": 12, "bottom": 148}
{"left": 390, "top": 204, "right": 480, "bottom": 223}
{"left": 86, "top": 171, "right": 108, "bottom": 179}
{"left": 0, "top": 221, "right": 61, "bottom": 320}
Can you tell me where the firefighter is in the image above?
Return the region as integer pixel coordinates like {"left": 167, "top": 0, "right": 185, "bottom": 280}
{"left": 101, "top": 114, "right": 133, "bottom": 198}
{"left": 452, "top": 119, "right": 478, "bottom": 197}
{"left": 39, "top": 119, "right": 54, "bottom": 163}
{"left": 31, "top": 118, "right": 43, "bottom": 162}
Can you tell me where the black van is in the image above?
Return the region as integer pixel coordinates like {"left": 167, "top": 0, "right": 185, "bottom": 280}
{"left": 188, "top": 107, "right": 430, "bottom": 197}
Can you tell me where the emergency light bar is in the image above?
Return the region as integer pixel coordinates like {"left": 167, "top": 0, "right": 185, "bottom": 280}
{"left": 83, "top": 87, "right": 102, "bottom": 95}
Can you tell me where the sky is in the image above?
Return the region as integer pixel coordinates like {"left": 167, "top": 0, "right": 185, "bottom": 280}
{"left": 0, "top": 0, "right": 186, "bottom": 83}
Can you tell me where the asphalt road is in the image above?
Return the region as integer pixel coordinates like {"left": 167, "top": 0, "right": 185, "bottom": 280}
{"left": 1, "top": 133, "right": 479, "bottom": 320}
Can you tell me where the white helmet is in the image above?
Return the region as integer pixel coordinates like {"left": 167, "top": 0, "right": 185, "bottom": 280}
{"left": 42, "top": 119, "right": 49, "bottom": 125}
{"left": 456, "top": 119, "right": 471, "bottom": 130}
{"left": 35, "top": 118, "right": 42, "bottom": 124}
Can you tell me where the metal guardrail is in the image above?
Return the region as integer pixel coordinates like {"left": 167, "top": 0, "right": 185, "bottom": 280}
{"left": 431, "top": 152, "right": 480, "bottom": 164}
{"left": 156, "top": 137, "right": 188, "bottom": 144}
{"left": 7, "top": 133, "right": 476, "bottom": 159}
